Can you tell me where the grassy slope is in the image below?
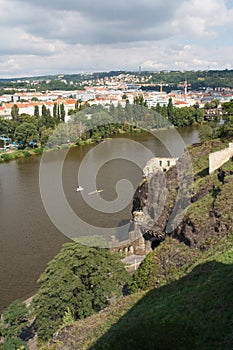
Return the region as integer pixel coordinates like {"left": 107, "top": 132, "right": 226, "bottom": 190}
{"left": 42, "top": 234, "right": 233, "bottom": 350}
{"left": 41, "top": 139, "right": 233, "bottom": 350}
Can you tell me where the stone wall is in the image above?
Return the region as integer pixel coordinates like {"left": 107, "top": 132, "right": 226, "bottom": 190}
{"left": 143, "top": 157, "right": 178, "bottom": 178}
{"left": 209, "top": 143, "right": 233, "bottom": 174}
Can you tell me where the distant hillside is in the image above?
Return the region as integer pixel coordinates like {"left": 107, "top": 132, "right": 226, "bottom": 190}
{"left": 1, "top": 69, "right": 233, "bottom": 90}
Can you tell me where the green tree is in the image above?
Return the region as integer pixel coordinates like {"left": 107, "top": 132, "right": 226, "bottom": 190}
{"left": 0, "top": 118, "right": 16, "bottom": 138}
{"left": 15, "top": 122, "right": 38, "bottom": 146}
{"left": 161, "top": 104, "right": 168, "bottom": 119}
{"left": 222, "top": 99, "right": 233, "bottom": 116}
{"left": 32, "top": 243, "right": 131, "bottom": 342}
{"left": 53, "top": 103, "right": 57, "bottom": 119}
{"left": 39, "top": 127, "right": 54, "bottom": 147}
{"left": 199, "top": 125, "right": 214, "bottom": 143}
{"left": 0, "top": 337, "right": 29, "bottom": 350}
{"left": 11, "top": 104, "right": 19, "bottom": 121}
{"left": 41, "top": 105, "right": 47, "bottom": 117}
{"left": 0, "top": 299, "right": 29, "bottom": 350}
{"left": 60, "top": 103, "right": 65, "bottom": 122}
{"left": 155, "top": 102, "right": 162, "bottom": 114}
{"left": 167, "top": 98, "right": 174, "bottom": 121}
{"left": 34, "top": 105, "right": 39, "bottom": 117}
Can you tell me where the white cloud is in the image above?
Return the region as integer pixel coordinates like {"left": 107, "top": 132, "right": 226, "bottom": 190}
{"left": 0, "top": 0, "right": 232, "bottom": 77}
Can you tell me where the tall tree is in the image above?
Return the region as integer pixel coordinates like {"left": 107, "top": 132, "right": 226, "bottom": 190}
{"left": 11, "top": 104, "right": 19, "bottom": 121}
{"left": 34, "top": 105, "right": 40, "bottom": 117}
{"left": 53, "top": 103, "right": 58, "bottom": 119}
{"left": 41, "top": 105, "right": 47, "bottom": 118}
{"left": 60, "top": 103, "right": 65, "bottom": 122}
{"left": 167, "top": 98, "right": 174, "bottom": 121}
{"left": 32, "top": 243, "right": 131, "bottom": 341}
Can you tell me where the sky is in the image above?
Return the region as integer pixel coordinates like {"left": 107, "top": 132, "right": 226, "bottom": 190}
{"left": 0, "top": 0, "right": 233, "bottom": 78}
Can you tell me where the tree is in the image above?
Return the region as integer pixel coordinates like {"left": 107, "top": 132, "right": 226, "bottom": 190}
{"left": 60, "top": 103, "right": 65, "bottom": 122}
{"left": 0, "top": 299, "right": 29, "bottom": 350}
{"left": 53, "top": 103, "right": 57, "bottom": 119}
{"left": 15, "top": 122, "right": 38, "bottom": 147}
{"left": 0, "top": 118, "right": 16, "bottom": 138}
{"left": 34, "top": 105, "right": 39, "bottom": 117}
{"left": 32, "top": 243, "right": 131, "bottom": 341}
{"left": 199, "top": 125, "right": 214, "bottom": 143}
{"left": 222, "top": 99, "right": 233, "bottom": 116}
{"left": 39, "top": 127, "right": 54, "bottom": 147}
{"left": 11, "top": 104, "right": 19, "bottom": 121}
{"left": 167, "top": 98, "right": 174, "bottom": 121}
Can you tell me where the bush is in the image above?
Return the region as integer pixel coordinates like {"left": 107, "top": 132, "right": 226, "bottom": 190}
{"left": 22, "top": 151, "right": 31, "bottom": 157}
{"left": 0, "top": 153, "right": 12, "bottom": 161}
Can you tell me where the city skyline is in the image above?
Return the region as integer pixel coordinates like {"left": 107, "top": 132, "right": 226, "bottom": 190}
{"left": 0, "top": 0, "right": 233, "bottom": 77}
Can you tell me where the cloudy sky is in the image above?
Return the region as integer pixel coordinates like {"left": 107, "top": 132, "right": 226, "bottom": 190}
{"left": 0, "top": 0, "right": 233, "bottom": 77}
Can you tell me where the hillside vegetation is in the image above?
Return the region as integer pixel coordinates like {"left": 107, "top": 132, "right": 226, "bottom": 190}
{"left": 39, "top": 138, "right": 233, "bottom": 350}
{"left": 42, "top": 234, "right": 233, "bottom": 350}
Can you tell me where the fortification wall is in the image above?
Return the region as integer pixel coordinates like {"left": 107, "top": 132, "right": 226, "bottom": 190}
{"left": 143, "top": 157, "right": 178, "bottom": 177}
{"left": 209, "top": 143, "right": 233, "bottom": 174}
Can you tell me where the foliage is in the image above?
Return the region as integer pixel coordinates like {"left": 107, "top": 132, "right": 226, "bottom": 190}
{"left": 4, "top": 69, "right": 233, "bottom": 92}
{"left": 32, "top": 243, "right": 131, "bottom": 342}
{"left": 11, "top": 104, "right": 19, "bottom": 121}
{"left": 62, "top": 308, "right": 75, "bottom": 327}
{"left": 129, "top": 252, "right": 156, "bottom": 292}
{"left": 199, "top": 120, "right": 233, "bottom": 142}
{"left": 0, "top": 96, "right": 206, "bottom": 164}
{"left": 0, "top": 118, "right": 16, "bottom": 139}
{"left": 42, "top": 235, "right": 233, "bottom": 350}
{"left": 222, "top": 99, "right": 233, "bottom": 115}
{"left": 14, "top": 121, "right": 38, "bottom": 146}
{"left": 0, "top": 300, "right": 29, "bottom": 350}
{"left": 131, "top": 238, "right": 196, "bottom": 292}
{"left": 199, "top": 125, "right": 214, "bottom": 142}
{"left": 0, "top": 338, "right": 29, "bottom": 350}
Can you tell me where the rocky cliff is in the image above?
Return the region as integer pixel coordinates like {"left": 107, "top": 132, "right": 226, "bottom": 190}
{"left": 131, "top": 139, "right": 233, "bottom": 251}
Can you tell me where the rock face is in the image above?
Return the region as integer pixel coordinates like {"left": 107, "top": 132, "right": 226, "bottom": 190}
{"left": 130, "top": 146, "right": 233, "bottom": 252}
{"left": 132, "top": 153, "right": 188, "bottom": 248}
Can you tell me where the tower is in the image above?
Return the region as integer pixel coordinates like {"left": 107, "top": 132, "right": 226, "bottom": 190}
{"left": 184, "top": 80, "right": 188, "bottom": 95}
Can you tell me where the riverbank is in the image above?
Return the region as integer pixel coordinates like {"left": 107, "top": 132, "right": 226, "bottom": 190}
{"left": 0, "top": 147, "right": 43, "bottom": 162}
{"left": 0, "top": 126, "right": 144, "bottom": 163}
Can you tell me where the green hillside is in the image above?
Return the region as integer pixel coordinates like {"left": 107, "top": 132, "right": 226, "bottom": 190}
{"left": 38, "top": 138, "right": 233, "bottom": 350}
{"left": 42, "top": 234, "right": 233, "bottom": 350}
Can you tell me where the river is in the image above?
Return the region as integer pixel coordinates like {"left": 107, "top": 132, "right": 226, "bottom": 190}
{"left": 0, "top": 127, "right": 199, "bottom": 312}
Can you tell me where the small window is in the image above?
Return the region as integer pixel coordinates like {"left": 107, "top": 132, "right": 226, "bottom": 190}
{"left": 167, "top": 160, "right": 170, "bottom": 167}
{"left": 159, "top": 160, "right": 162, "bottom": 167}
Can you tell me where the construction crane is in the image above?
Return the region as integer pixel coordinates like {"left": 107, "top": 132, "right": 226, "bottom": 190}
{"left": 158, "top": 82, "right": 166, "bottom": 93}
{"left": 178, "top": 80, "right": 191, "bottom": 95}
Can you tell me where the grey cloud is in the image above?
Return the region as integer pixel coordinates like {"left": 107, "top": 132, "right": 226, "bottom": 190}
{"left": 13, "top": 0, "right": 183, "bottom": 45}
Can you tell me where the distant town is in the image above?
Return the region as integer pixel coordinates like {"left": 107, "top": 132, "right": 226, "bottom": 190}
{"left": 0, "top": 70, "right": 233, "bottom": 122}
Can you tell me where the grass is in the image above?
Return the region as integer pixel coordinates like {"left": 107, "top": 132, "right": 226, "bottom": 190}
{"left": 42, "top": 234, "right": 233, "bottom": 350}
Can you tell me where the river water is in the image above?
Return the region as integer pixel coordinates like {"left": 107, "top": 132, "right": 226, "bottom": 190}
{"left": 0, "top": 127, "right": 199, "bottom": 312}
